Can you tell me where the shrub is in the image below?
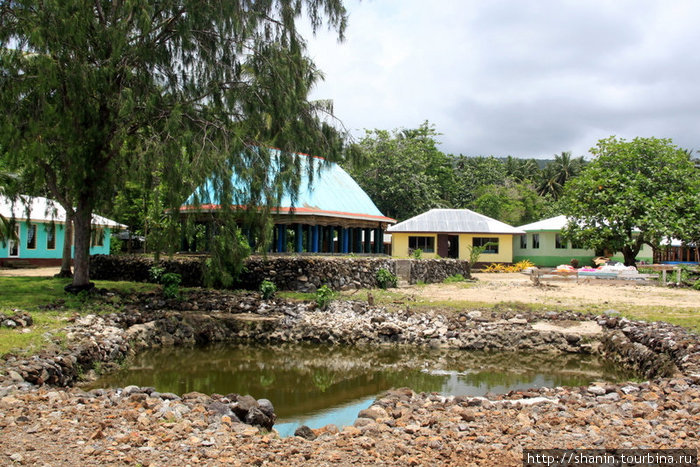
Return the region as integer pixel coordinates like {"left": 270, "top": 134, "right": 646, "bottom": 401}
{"left": 149, "top": 266, "right": 165, "bottom": 283}
{"left": 315, "top": 285, "right": 335, "bottom": 310}
{"left": 260, "top": 280, "right": 277, "bottom": 300}
{"left": 161, "top": 272, "right": 182, "bottom": 299}
{"left": 412, "top": 248, "right": 422, "bottom": 259}
{"left": 444, "top": 273, "right": 466, "bottom": 283}
{"left": 375, "top": 268, "right": 398, "bottom": 289}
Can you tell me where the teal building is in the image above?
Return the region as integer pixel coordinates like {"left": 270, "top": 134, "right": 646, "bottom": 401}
{"left": 1, "top": 195, "right": 124, "bottom": 266}
{"left": 180, "top": 149, "right": 395, "bottom": 254}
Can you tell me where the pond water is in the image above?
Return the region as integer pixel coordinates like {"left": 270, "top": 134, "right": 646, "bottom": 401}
{"left": 85, "top": 343, "right": 636, "bottom": 437}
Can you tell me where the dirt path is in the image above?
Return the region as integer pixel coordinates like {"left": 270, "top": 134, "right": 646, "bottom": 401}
{"left": 0, "top": 267, "right": 60, "bottom": 277}
{"left": 413, "top": 273, "right": 700, "bottom": 311}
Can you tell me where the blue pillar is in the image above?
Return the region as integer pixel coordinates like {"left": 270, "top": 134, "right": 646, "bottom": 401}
{"left": 311, "top": 226, "right": 319, "bottom": 253}
{"left": 364, "top": 228, "right": 371, "bottom": 253}
{"left": 276, "top": 224, "right": 286, "bottom": 252}
{"left": 295, "top": 224, "right": 303, "bottom": 253}
{"left": 374, "top": 228, "right": 383, "bottom": 254}
{"left": 341, "top": 227, "right": 349, "bottom": 253}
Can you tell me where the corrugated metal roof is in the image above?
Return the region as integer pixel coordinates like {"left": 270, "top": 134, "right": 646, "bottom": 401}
{"left": 387, "top": 209, "right": 524, "bottom": 234}
{"left": 517, "top": 215, "right": 567, "bottom": 231}
{"left": 518, "top": 215, "right": 643, "bottom": 234}
{"left": 183, "top": 150, "right": 395, "bottom": 223}
{"left": 0, "top": 195, "right": 125, "bottom": 228}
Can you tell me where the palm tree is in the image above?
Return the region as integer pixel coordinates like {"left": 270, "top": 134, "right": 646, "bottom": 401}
{"left": 537, "top": 151, "right": 584, "bottom": 200}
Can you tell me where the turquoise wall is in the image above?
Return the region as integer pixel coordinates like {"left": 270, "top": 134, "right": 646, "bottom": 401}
{"left": 513, "top": 231, "right": 653, "bottom": 267}
{"left": 0, "top": 221, "right": 112, "bottom": 259}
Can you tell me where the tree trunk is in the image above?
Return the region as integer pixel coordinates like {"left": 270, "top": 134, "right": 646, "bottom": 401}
{"left": 56, "top": 213, "right": 74, "bottom": 278}
{"left": 621, "top": 245, "right": 639, "bottom": 267}
{"left": 66, "top": 203, "right": 94, "bottom": 292}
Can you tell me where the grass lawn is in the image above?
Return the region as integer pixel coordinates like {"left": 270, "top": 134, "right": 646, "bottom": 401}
{"left": 0, "top": 276, "right": 158, "bottom": 357}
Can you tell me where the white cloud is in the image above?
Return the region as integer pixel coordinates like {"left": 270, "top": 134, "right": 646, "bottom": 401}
{"left": 304, "top": 0, "right": 700, "bottom": 157}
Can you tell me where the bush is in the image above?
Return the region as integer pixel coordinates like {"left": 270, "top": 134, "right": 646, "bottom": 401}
{"left": 149, "top": 266, "right": 165, "bottom": 283}
{"left": 161, "top": 272, "right": 181, "bottom": 299}
{"left": 315, "top": 285, "right": 335, "bottom": 310}
{"left": 259, "top": 280, "right": 277, "bottom": 299}
{"left": 412, "top": 248, "right": 422, "bottom": 259}
{"left": 444, "top": 273, "right": 466, "bottom": 283}
{"left": 375, "top": 268, "right": 397, "bottom": 289}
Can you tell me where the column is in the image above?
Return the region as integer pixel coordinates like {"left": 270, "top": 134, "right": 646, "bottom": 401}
{"left": 364, "top": 228, "right": 372, "bottom": 253}
{"left": 277, "top": 224, "right": 287, "bottom": 253}
{"left": 311, "top": 225, "right": 319, "bottom": 253}
{"left": 296, "top": 224, "right": 303, "bottom": 253}
{"left": 341, "top": 227, "right": 349, "bottom": 253}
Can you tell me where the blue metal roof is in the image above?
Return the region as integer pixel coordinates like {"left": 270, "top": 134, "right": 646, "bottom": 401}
{"left": 182, "top": 149, "right": 394, "bottom": 223}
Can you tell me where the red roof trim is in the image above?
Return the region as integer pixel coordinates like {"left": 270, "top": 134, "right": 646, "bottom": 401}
{"left": 180, "top": 204, "right": 396, "bottom": 223}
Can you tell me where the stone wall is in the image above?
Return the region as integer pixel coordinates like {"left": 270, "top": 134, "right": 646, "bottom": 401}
{"left": 89, "top": 255, "right": 471, "bottom": 291}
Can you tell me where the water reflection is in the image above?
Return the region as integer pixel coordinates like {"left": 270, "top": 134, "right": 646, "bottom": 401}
{"left": 85, "top": 343, "right": 636, "bottom": 432}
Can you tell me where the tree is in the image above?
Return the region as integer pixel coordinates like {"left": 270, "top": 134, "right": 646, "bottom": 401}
{"left": 347, "top": 123, "right": 451, "bottom": 221}
{"left": 471, "top": 182, "right": 545, "bottom": 226}
{"left": 560, "top": 136, "right": 700, "bottom": 266}
{"left": 537, "top": 151, "right": 584, "bottom": 200}
{"left": 1, "top": 0, "right": 348, "bottom": 290}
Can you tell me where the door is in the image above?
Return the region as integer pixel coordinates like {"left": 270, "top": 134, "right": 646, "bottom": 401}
{"left": 447, "top": 235, "right": 459, "bottom": 259}
{"left": 8, "top": 224, "right": 19, "bottom": 257}
{"left": 437, "top": 234, "right": 450, "bottom": 257}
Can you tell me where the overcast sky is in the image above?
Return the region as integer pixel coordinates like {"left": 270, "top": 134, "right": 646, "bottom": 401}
{"left": 303, "top": 0, "right": 700, "bottom": 159}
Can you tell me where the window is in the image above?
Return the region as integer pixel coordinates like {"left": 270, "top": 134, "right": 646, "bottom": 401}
{"left": 555, "top": 233, "right": 567, "bottom": 249}
{"left": 46, "top": 224, "right": 56, "bottom": 250}
{"left": 571, "top": 240, "right": 584, "bottom": 250}
{"left": 532, "top": 233, "right": 540, "bottom": 249}
{"left": 473, "top": 237, "right": 499, "bottom": 254}
{"left": 91, "top": 228, "right": 105, "bottom": 247}
{"left": 408, "top": 236, "right": 435, "bottom": 253}
{"left": 519, "top": 235, "right": 527, "bottom": 249}
{"left": 26, "top": 224, "right": 37, "bottom": 249}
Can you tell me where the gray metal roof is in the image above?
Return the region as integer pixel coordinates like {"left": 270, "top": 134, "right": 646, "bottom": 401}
{"left": 387, "top": 209, "right": 525, "bottom": 234}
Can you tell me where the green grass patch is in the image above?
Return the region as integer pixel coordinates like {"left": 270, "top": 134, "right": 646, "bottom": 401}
{"left": 0, "top": 276, "right": 159, "bottom": 357}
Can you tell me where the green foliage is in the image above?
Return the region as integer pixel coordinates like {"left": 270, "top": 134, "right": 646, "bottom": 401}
{"left": 444, "top": 274, "right": 466, "bottom": 283}
{"left": 0, "top": 0, "right": 349, "bottom": 288}
{"left": 109, "top": 235, "right": 122, "bottom": 255}
{"left": 315, "top": 285, "right": 335, "bottom": 310}
{"left": 561, "top": 136, "right": 700, "bottom": 266}
{"left": 471, "top": 181, "right": 546, "bottom": 226}
{"left": 259, "top": 280, "right": 277, "bottom": 300}
{"left": 375, "top": 268, "right": 398, "bottom": 289}
{"left": 536, "top": 152, "right": 585, "bottom": 200}
{"left": 203, "top": 223, "right": 252, "bottom": 288}
{"left": 412, "top": 248, "right": 423, "bottom": 259}
{"left": 347, "top": 122, "right": 453, "bottom": 221}
{"left": 466, "top": 244, "right": 488, "bottom": 265}
{"left": 160, "top": 273, "right": 181, "bottom": 300}
{"left": 149, "top": 266, "right": 165, "bottom": 284}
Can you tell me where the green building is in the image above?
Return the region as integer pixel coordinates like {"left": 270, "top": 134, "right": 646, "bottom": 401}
{"left": 1, "top": 195, "right": 123, "bottom": 267}
{"left": 513, "top": 215, "right": 654, "bottom": 267}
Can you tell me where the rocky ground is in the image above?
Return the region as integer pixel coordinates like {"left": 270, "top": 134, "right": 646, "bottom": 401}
{"left": 1, "top": 377, "right": 698, "bottom": 466}
{"left": 1, "top": 290, "right": 699, "bottom": 466}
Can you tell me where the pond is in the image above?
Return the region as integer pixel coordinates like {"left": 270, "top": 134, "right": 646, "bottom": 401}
{"left": 85, "top": 343, "right": 637, "bottom": 437}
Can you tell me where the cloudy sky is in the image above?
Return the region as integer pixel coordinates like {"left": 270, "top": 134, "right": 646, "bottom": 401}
{"left": 303, "top": 0, "right": 700, "bottom": 159}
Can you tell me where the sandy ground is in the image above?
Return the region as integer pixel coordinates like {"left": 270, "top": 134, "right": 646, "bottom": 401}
{"left": 0, "top": 267, "right": 61, "bottom": 277}
{"left": 2, "top": 267, "right": 699, "bottom": 311}
{"left": 413, "top": 272, "right": 700, "bottom": 310}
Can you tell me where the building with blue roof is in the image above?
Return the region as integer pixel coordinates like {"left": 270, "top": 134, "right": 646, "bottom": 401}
{"left": 180, "top": 149, "right": 395, "bottom": 254}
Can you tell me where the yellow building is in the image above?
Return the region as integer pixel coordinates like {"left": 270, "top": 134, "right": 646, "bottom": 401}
{"left": 387, "top": 208, "right": 525, "bottom": 263}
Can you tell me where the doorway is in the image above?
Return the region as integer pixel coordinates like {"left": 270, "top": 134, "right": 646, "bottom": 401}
{"left": 8, "top": 224, "right": 19, "bottom": 257}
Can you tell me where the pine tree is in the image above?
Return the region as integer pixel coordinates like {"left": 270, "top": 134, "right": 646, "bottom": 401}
{"left": 0, "top": 0, "right": 349, "bottom": 290}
